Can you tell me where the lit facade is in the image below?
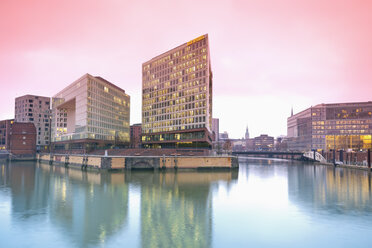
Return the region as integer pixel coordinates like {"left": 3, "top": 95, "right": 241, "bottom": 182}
{"left": 51, "top": 74, "right": 130, "bottom": 149}
{"left": 14, "top": 95, "right": 51, "bottom": 149}
{"left": 287, "top": 101, "right": 372, "bottom": 151}
{"left": 254, "top": 134, "right": 274, "bottom": 151}
{"left": 141, "top": 34, "right": 213, "bottom": 148}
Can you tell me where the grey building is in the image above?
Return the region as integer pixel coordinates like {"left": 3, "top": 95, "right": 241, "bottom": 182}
{"left": 212, "top": 118, "right": 219, "bottom": 141}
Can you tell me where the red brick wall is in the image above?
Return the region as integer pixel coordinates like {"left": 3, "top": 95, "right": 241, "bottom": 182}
{"left": 130, "top": 125, "right": 142, "bottom": 148}
{"left": 10, "top": 123, "right": 36, "bottom": 155}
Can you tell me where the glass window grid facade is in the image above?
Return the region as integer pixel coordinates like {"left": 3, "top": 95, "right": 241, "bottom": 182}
{"left": 142, "top": 35, "right": 212, "bottom": 136}
{"left": 288, "top": 103, "right": 372, "bottom": 151}
{"left": 51, "top": 74, "right": 130, "bottom": 143}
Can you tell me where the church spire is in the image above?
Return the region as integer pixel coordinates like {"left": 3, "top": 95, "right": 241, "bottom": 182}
{"left": 245, "top": 125, "right": 249, "bottom": 139}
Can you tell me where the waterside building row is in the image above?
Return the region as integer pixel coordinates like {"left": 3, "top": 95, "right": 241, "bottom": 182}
{"left": 3, "top": 34, "right": 215, "bottom": 154}
{"left": 287, "top": 101, "right": 372, "bottom": 151}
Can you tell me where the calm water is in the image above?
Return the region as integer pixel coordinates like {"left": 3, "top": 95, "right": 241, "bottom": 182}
{"left": 1, "top": 158, "right": 372, "bottom": 248}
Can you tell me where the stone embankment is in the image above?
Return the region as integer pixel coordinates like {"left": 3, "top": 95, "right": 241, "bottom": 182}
{"left": 37, "top": 153, "right": 239, "bottom": 171}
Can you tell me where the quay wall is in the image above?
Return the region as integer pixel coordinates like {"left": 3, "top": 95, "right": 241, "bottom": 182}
{"left": 37, "top": 153, "right": 238, "bottom": 171}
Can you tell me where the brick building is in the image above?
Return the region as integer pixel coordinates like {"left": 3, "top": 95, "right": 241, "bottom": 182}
{"left": 130, "top": 124, "right": 142, "bottom": 148}
{"left": 9, "top": 123, "right": 37, "bottom": 157}
{"left": 0, "top": 119, "right": 36, "bottom": 158}
{"left": 0, "top": 119, "right": 13, "bottom": 150}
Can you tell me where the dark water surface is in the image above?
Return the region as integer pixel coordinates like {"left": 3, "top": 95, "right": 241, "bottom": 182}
{"left": 1, "top": 158, "right": 372, "bottom": 248}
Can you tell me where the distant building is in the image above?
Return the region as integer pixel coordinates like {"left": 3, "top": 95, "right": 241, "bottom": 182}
{"left": 254, "top": 134, "right": 274, "bottom": 151}
{"left": 219, "top": 131, "right": 229, "bottom": 140}
{"left": 51, "top": 73, "right": 130, "bottom": 151}
{"left": 275, "top": 136, "right": 288, "bottom": 151}
{"left": 14, "top": 95, "right": 51, "bottom": 150}
{"left": 130, "top": 124, "right": 142, "bottom": 148}
{"left": 141, "top": 34, "right": 213, "bottom": 148}
{"left": 212, "top": 118, "right": 219, "bottom": 141}
{"left": 232, "top": 139, "right": 246, "bottom": 152}
{"left": 245, "top": 138, "right": 255, "bottom": 151}
{"left": 0, "top": 119, "right": 36, "bottom": 157}
{"left": 287, "top": 101, "right": 372, "bottom": 151}
{"left": 0, "top": 119, "right": 13, "bottom": 150}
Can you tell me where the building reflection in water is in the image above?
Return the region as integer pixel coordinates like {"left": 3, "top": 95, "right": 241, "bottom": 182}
{"left": 0, "top": 161, "right": 49, "bottom": 219}
{"left": 288, "top": 164, "right": 372, "bottom": 213}
{"left": 0, "top": 162, "right": 129, "bottom": 247}
{"left": 0, "top": 161, "right": 238, "bottom": 247}
{"left": 126, "top": 171, "right": 238, "bottom": 248}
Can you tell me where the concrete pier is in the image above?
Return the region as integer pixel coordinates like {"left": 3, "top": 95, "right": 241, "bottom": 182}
{"left": 37, "top": 153, "right": 239, "bottom": 171}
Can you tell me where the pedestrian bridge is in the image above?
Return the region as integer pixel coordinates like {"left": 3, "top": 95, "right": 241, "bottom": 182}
{"left": 232, "top": 150, "right": 326, "bottom": 163}
{"left": 302, "top": 151, "right": 327, "bottom": 163}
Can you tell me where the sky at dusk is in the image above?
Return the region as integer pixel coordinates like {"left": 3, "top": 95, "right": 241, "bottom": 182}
{"left": 1, "top": 0, "right": 371, "bottom": 138}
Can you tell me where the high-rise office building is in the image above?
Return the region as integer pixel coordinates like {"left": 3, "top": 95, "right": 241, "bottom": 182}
{"left": 51, "top": 73, "right": 130, "bottom": 150}
{"left": 142, "top": 34, "right": 213, "bottom": 148}
{"left": 287, "top": 101, "right": 372, "bottom": 151}
{"left": 14, "top": 95, "right": 51, "bottom": 149}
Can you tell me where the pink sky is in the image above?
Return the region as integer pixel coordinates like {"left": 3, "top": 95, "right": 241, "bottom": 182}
{"left": 1, "top": 0, "right": 371, "bottom": 138}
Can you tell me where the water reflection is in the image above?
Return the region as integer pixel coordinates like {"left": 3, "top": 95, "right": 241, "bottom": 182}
{"left": 240, "top": 158, "right": 372, "bottom": 214}
{"left": 2, "top": 159, "right": 372, "bottom": 247}
{"left": 1, "top": 162, "right": 129, "bottom": 247}
{"left": 134, "top": 171, "right": 237, "bottom": 248}
{"left": 287, "top": 163, "right": 372, "bottom": 214}
{"left": 0, "top": 162, "right": 238, "bottom": 247}
{"left": 1, "top": 161, "right": 49, "bottom": 219}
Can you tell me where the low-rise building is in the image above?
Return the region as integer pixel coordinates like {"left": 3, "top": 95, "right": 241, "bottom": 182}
{"left": 245, "top": 138, "right": 255, "bottom": 151}
{"left": 254, "top": 134, "right": 274, "bottom": 151}
{"left": 0, "top": 119, "right": 36, "bottom": 158}
{"left": 0, "top": 119, "right": 13, "bottom": 150}
{"left": 9, "top": 123, "right": 36, "bottom": 157}
{"left": 219, "top": 131, "right": 229, "bottom": 140}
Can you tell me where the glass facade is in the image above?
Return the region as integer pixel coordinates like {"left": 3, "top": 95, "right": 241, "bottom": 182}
{"left": 142, "top": 34, "right": 213, "bottom": 148}
{"left": 288, "top": 102, "right": 372, "bottom": 151}
{"left": 51, "top": 74, "right": 130, "bottom": 144}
